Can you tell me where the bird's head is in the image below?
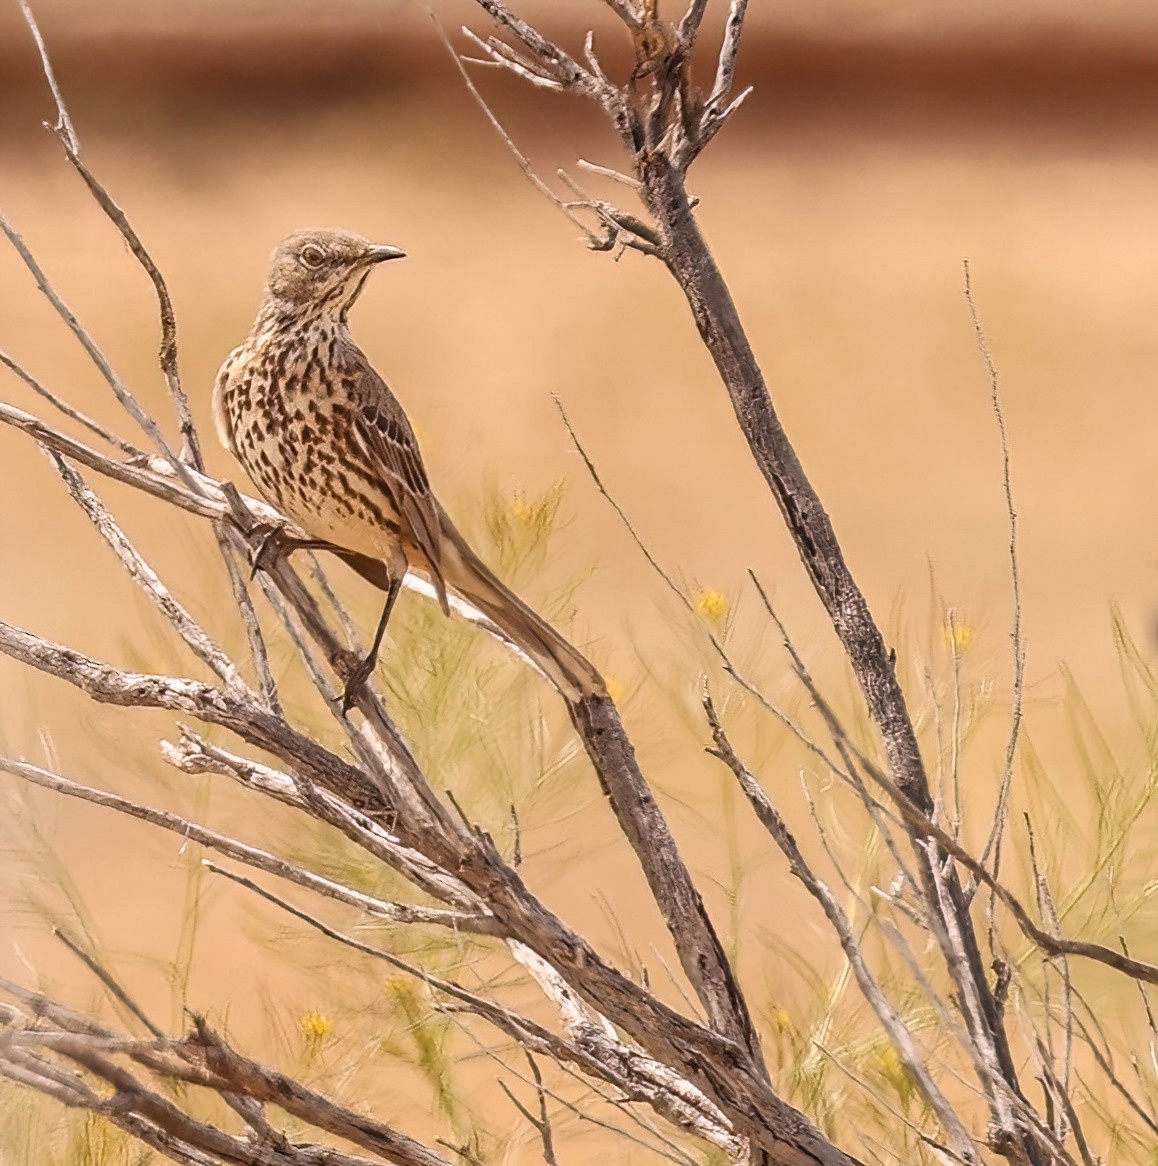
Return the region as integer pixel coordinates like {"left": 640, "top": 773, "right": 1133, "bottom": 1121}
{"left": 263, "top": 228, "right": 405, "bottom": 320}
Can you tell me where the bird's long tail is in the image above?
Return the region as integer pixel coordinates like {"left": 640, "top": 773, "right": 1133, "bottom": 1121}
{"left": 436, "top": 515, "right": 605, "bottom": 702}
{"left": 334, "top": 522, "right": 605, "bottom": 703}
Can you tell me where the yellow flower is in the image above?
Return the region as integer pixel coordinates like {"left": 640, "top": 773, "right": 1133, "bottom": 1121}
{"left": 874, "top": 1041, "right": 915, "bottom": 1108}
{"left": 299, "top": 1010, "right": 334, "bottom": 1046}
{"left": 947, "top": 622, "right": 975, "bottom": 653}
{"left": 694, "top": 587, "right": 729, "bottom": 622}
{"left": 606, "top": 676, "right": 625, "bottom": 703}
{"left": 510, "top": 491, "right": 537, "bottom": 525}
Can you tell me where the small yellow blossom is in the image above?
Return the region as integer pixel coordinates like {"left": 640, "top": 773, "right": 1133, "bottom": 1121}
{"left": 509, "top": 491, "right": 537, "bottom": 525}
{"left": 606, "top": 676, "right": 625, "bottom": 703}
{"left": 694, "top": 587, "right": 729, "bottom": 622}
{"left": 874, "top": 1041, "right": 915, "bottom": 1107}
{"left": 299, "top": 1010, "right": 334, "bottom": 1047}
{"left": 947, "top": 622, "right": 975, "bottom": 653}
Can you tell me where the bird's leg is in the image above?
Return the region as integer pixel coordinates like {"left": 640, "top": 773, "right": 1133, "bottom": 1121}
{"left": 340, "top": 575, "right": 403, "bottom": 713}
{"left": 247, "top": 523, "right": 336, "bottom": 580}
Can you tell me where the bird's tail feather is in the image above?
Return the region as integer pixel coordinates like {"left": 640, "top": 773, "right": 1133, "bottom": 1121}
{"left": 334, "top": 534, "right": 604, "bottom": 703}
{"left": 438, "top": 511, "right": 605, "bottom": 701}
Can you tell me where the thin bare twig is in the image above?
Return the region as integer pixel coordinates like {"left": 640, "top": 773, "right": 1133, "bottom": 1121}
{"left": 577, "top": 158, "right": 642, "bottom": 190}
{"left": 556, "top": 169, "right": 663, "bottom": 257}
{"left": 19, "top": 0, "right": 202, "bottom": 470}
{"left": 947, "top": 607, "right": 966, "bottom": 838}
{"left": 0, "top": 213, "right": 194, "bottom": 487}
{"left": 601, "top": 0, "right": 642, "bottom": 32}
{"left": 471, "top": 1, "right": 596, "bottom": 93}
{"left": 0, "top": 756, "right": 494, "bottom": 935}
{"left": 17, "top": 0, "right": 75, "bottom": 150}
{"left": 51, "top": 929, "right": 165, "bottom": 1040}
{"left": 497, "top": 1052, "right": 558, "bottom": 1166}
{"left": 460, "top": 26, "right": 568, "bottom": 91}
{"left": 19, "top": 0, "right": 284, "bottom": 713}
{"left": 751, "top": 650, "right": 1158, "bottom": 987}
{"left": 693, "top": 85, "right": 752, "bottom": 159}
{"left": 160, "top": 726, "right": 479, "bottom": 910}
{"left": 965, "top": 261, "right": 1025, "bottom": 881}
{"left": 706, "top": 0, "right": 750, "bottom": 112}
{"left": 1068, "top": 1006, "right": 1158, "bottom": 1138}
{"left": 46, "top": 452, "right": 249, "bottom": 693}
{"left": 216, "top": 531, "right": 282, "bottom": 711}
{"left": 1025, "top": 812, "right": 1075, "bottom": 1119}
{"left": 704, "top": 692, "right": 980, "bottom": 1166}
{"left": 677, "top": 1, "right": 711, "bottom": 53}
{"left": 557, "top": 397, "right": 862, "bottom": 798}
{"left": 0, "top": 349, "right": 142, "bottom": 456}
{"left": 449, "top": 1020, "right": 701, "bottom": 1166}
{"left": 745, "top": 569, "right": 925, "bottom": 898}
{"left": 433, "top": 17, "right": 604, "bottom": 248}
{"left": 510, "top": 944, "right": 746, "bottom": 1161}
{"left": 203, "top": 859, "right": 672, "bottom": 1121}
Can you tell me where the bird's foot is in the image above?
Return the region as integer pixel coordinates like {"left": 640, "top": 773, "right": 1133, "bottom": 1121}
{"left": 246, "top": 524, "right": 330, "bottom": 580}
{"left": 338, "top": 651, "right": 379, "bottom": 715}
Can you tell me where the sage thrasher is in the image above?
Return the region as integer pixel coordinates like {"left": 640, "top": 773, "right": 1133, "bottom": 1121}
{"left": 214, "top": 227, "right": 605, "bottom": 710}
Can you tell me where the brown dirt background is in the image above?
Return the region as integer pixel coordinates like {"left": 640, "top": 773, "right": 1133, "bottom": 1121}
{"left": 2, "top": 1, "right": 1158, "bottom": 1159}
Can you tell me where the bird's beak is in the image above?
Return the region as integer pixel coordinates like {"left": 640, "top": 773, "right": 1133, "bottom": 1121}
{"left": 364, "top": 244, "right": 406, "bottom": 264}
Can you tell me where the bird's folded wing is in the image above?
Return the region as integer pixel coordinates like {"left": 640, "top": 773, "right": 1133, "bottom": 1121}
{"left": 351, "top": 367, "right": 449, "bottom": 610}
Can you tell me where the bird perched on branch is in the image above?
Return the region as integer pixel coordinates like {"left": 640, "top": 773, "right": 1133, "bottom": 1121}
{"left": 214, "top": 227, "right": 604, "bottom": 710}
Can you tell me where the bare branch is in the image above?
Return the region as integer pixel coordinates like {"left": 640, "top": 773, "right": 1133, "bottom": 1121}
{"left": 601, "top": 0, "right": 642, "bottom": 32}
{"left": 577, "top": 157, "right": 642, "bottom": 190}
{"left": 1068, "top": 1008, "right": 1158, "bottom": 1139}
{"left": 0, "top": 213, "right": 195, "bottom": 489}
{"left": 0, "top": 400, "right": 225, "bottom": 517}
{"left": 676, "top": 0, "right": 711, "bottom": 53}
{"left": 433, "top": 18, "right": 604, "bottom": 248}
{"left": 511, "top": 943, "right": 748, "bottom": 1163}
{"left": 964, "top": 261, "right": 1025, "bottom": 880}
{"left": 556, "top": 169, "right": 663, "bottom": 257}
{"left": 159, "top": 727, "right": 479, "bottom": 910}
{"left": 704, "top": 694, "right": 980, "bottom": 1166}
{"left": 497, "top": 1052, "right": 558, "bottom": 1166}
{"left": 187, "top": 1016, "right": 456, "bottom": 1166}
{"left": 706, "top": 0, "right": 750, "bottom": 112}
{"left": 10, "top": 1030, "right": 392, "bottom": 1166}
{"left": 0, "top": 349, "right": 142, "bottom": 456}
{"left": 52, "top": 929, "right": 165, "bottom": 1039}
{"left": 694, "top": 84, "right": 752, "bottom": 158}
{"left": 17, "top": 0, "right": 76, "bottom": 151}
{"left": 46, "top": 452, "right": 249, "bottom": 693}
{"left": 742, "top": 620, "right": 1158, "bottom": 988}
{"left": 0, "top": 756, "right": 495, "bottom": 935}
{"left": 217, "top": 532, "right": 282, "bottom": 710}
{"left": 4, "top": 986, "right": 451, "bottom": 1166}
{"left": 471, "top": 1, "right": 596, "bottom": 93}
{"left": 557, "top": 397, "right": 860, "bottom": 789}
{"left": 19, "top": 0, "right": 202, "bottom": 469}
{"left": 460, "top": 26, "right": 569, "bottom": 91}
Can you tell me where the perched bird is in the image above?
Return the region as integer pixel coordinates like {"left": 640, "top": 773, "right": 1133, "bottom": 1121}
{"left": 214, "top": 227, "right": 605, "bottom": 709}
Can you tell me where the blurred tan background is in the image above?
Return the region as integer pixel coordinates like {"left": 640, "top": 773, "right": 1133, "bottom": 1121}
{"left": 2, "top": 0, "right": 1158, "bottom": 1158}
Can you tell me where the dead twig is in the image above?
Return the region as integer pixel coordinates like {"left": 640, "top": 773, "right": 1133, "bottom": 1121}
{"left": 964, "top": 261, "right": 1026, "bottom": 883}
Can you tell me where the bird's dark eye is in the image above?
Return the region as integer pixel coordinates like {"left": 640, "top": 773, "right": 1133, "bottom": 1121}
{"left": 300, "top": 244, "right": 326, "bottom": 269}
